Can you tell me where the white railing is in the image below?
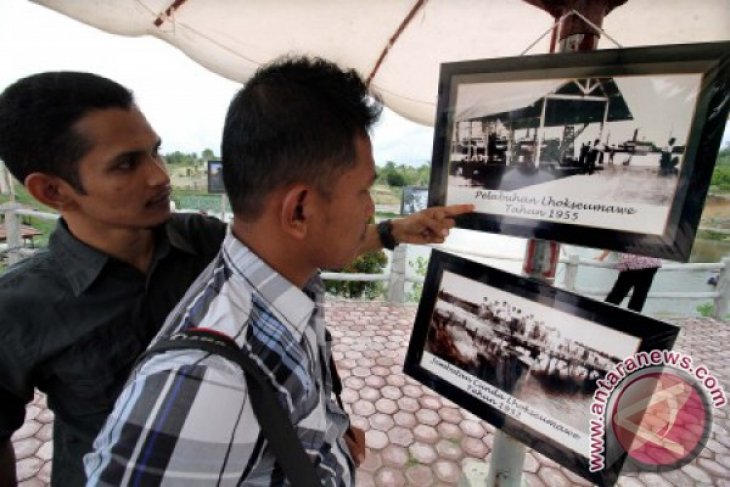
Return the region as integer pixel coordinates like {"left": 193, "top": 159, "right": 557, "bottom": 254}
{"left": 2, "top": 202, "right": 729, "bottom": 319}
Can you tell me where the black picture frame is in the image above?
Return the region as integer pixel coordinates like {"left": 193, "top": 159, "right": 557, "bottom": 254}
{"left": 428, "top": 42, "right": 730, "bottom": 262}
{"left": 403, "top": 250, "right": 679, "bottom": 486}
{"left": 207, "top": 159, "right": 225, "bottom": 194}
{"left": 400, "top": 185, "right": 429, "bottom": 215}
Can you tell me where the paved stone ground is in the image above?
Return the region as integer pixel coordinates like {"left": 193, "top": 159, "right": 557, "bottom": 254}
{"left": 13, "top": 300, "right": 730, "bottom": 486}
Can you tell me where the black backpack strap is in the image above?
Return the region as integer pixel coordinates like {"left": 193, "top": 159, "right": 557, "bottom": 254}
{"left": 141, "top": 328, "right": 321, "bottom": 487}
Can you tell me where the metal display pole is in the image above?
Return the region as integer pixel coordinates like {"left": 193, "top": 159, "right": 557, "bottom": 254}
{"left": 479, "top": 2, "right": 622, "bottom": 485}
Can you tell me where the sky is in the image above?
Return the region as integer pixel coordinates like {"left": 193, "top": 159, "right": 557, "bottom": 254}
{"left": 0, "top": 0, "right": 435, "bottom": 167}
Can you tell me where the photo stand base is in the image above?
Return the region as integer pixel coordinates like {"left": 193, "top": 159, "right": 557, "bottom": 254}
{"left": 458, "top": 430, "right": 526, "bottom": 487}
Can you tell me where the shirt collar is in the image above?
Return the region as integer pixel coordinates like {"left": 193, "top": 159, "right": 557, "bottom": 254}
{"left": 49, "top": 219, "right": 109, "bottom": 296}
{"left": 221, "top": 228, "right": 318, "bottom": 339}
{"left": 50, "top": 217, "right": 186, "bottom": 296}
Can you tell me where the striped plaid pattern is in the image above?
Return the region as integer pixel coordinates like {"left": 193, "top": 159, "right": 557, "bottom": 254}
{"left": 85, "top": 229, "right": 354, "bottom": 486}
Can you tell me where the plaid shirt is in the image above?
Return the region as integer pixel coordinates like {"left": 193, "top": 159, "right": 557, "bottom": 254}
{"left": 85, "top": 230, "right": 354, "bottom": 486}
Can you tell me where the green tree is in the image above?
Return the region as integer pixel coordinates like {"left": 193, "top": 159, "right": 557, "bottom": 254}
{"left": 386, "top": 171, "right": 406, "bottom": 187}
{"left": 202, "top": 148, "right": 216, "bottom": 161}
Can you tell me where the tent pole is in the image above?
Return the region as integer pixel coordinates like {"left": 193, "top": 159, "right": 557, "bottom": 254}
{"left": 477, "top": 2, "right": 621, "bottom": 486}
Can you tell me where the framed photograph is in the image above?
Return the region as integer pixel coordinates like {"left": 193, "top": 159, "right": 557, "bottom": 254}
{"left": 400, "top": 186, "right": 429, "bottom": 215}
{"left": 403, "top": 250, "right": 679, "bottom": 486}
{"left": 207, "top": 159, "right": 225, "bottom": 194}
{"left": 428, "top": 42, "right": 730, "bottom": 261}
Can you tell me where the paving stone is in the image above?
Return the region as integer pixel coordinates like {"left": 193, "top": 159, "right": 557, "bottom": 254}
{"left": 406, "top": 464, "right": 435, "bottom": 485}
{"left": 365, "top": 429, "right": 389, "bottom": 450}
{"left": 36, "top": 423, "right": 53, "bottom": 442}
{"left": 414, "top": 424, "right": 440, "bottom": 444}
{"left": 381, "top": 385, "right": 402, "bottom": 401}
{"left": 359, "top": 451, "right": 383, "bottom": 473}
{"left": 698, "top": 457, "right": 730, "bottom": 478}
{"left": 616, "top": 476, "right": 645, "bottom": 487}
{"left": 393, "top": 411, "right": 417, "bottom": 429}
{"left": 37, "top": 461, "right": 51, "bottom": 483}
{"left": 364, "top": 375, "right": 386, "bottom": 388}
{"left": 388, "top": 426, "right": 415, "bottom": 447}
{"left": 523, "top": 472, "right": 547, "bottom": 487}
{"left": 369, "top": 413, "right": 395, "bottom": 432}
{"left": 356, "top": 358, "right": 377, "bottom": 369}
{"left": 385, "top": 374, "right": 406, "bottom": 387}
{"left": 656, "top": 467, "right": 695, "bottom": 486}
{"left": 416, "top": 409, "right": 441, "bottom": 427}
{"left": 637, "top": 472, "right": 673, "bottom": 487}
{"left": 381, "top": 445, "right": 409, "bottom": 467}
{"left": 359, "top": 386, "right": 381, "bottom": 402}
{"left": 13, "top": 438, "right": 41, "bottom": 460}
{"left": 537, "top": 466, "right": 571, "bottom": 487}
{"left": 12, "top": 420, "right": 41, "bottom": 441}
{"left": 433, "top": 459, "right": 461, "bottom": 483}
{"left": 372, "top": 366, "right": 390, "bottom": 376}
{"left": 438, "top": 407, "right": 463, "bottom": 424}
{"left": 409, "top": 442, "right": 438, "bottom": 464}
{"left": 460, "top": 437, "right": 489, "bottom": 458}
{"left": 562, "top": 468, "right": 592, "bottom": 486}
{"left": 403, "top": 384, "right": 424, "bottom": 398}
{"left": 18, "top": 479, "right": 46, "bottom": 487}
{"left": 353, "top": 367, "right": 372, "bottom": 378}
{"left": 681, "top": 462, "right": 713, "bottom": 484}
{"left": 397, "top": 396, "right": 420, "bottom": 413}
{"left": 375, "top": 355, "right": 395, "bottom": 367}
{"left": 523, "top": 452, "right": 539, "bottom": 473}
{"left": 344, "top": 376, "right": 365, "bottom": 390}
{"left": 16, "top": 457, "right": 43, "bottom": 482}
{"left": 435, "top": 439, "right": 463, "bottom": 461}
{"left": 375, "top": 398, "right": 398, "bottom": 415}
{"left": 356, "top": 470, "right": 376, "bottom": 487}
{"left": 350, "top": 414, "right": 369, "bottom": 431}
{"left": 419, "top": 395, "right": 442, "bottom": 410}
{"left": 353, "top": 400, "right": 376, "bottom": 417}
{"left": 374, "top": 466, "right": 407, "bottom": 487}
{"left": 437, "top": 422, "right": 463, "bottom": 442}
{"left": 459, "top": 419, "right": 485, "bottom": 439}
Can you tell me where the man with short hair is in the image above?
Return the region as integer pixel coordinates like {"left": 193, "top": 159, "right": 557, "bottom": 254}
{"left": 85, "top": 56, "right": 470, "bottom": 486}
{"left": 0, "top": 70, "right": 470, "bottom": 486}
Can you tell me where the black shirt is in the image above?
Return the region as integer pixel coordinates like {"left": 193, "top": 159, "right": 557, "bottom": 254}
{"left": 0, "top": 213, "right": 226, "bottom": 486}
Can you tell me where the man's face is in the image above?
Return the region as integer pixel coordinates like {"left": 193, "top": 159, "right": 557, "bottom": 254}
{"left": 311, "top": 134, "right": 376, "bottom": 269}
{"left": 67, "top": 106, "right": 171, "bottom": 231}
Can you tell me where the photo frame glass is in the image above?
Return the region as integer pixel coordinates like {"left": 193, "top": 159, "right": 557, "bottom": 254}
{"left": 404, "top": 250, "right": 680, "bottom": 485}
{"left": 428, "top": 42, "right": 730, "bottom": 261}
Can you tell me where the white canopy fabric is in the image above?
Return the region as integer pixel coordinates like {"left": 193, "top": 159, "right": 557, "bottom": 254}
{"left": 32, "top": 0, "right": 730, "bottom": 126}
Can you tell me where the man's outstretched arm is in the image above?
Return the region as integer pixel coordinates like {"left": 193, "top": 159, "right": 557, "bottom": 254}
{"left": 0, "top": 438, "right": 17, "bottom": 487}
{"left": 358, "top": 204, "right": 474, "bottom": 255}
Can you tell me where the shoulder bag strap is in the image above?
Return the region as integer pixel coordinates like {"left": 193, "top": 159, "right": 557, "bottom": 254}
{"left": 141, "top": 329, "right": 321, "bottom": 487}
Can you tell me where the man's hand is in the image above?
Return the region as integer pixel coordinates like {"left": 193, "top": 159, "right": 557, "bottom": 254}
{"left": 344, "top": 425, "right": 366, "bottom": 466}
{"left": 391, "top": 204, "right": 474, "bottom": 245}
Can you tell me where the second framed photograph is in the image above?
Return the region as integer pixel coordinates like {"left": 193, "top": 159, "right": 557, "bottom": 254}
{"left": 404, "top": 250, "right": 680, "bottom": 486}
{"left": 207, "top": 159, "right": 225, "bottom": 194}
{"left": 400, "top": 186, "right": 429, "bottom": 215}
{"left": 428, "top": 41, "right": 730, "bottom": 261}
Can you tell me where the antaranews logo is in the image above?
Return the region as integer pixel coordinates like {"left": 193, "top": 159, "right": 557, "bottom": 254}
{"left": 589, "top": 350, "right": 725, "bottom": 474}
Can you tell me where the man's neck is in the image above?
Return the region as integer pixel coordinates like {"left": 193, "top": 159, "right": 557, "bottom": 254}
{"left": 64, "top": 218, "right": 158, "bottom": 273}
{"left": 231, "top": 217, "right": 314, "bottom": 289}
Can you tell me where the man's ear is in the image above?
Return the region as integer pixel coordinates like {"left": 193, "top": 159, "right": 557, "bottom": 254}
{"left": 280, "top": 185, "right": 310, "bottom": 240}
{"left": 24, "top": 173, "right": 80, "bottom": 211}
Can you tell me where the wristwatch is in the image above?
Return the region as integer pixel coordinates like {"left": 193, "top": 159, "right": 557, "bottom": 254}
{"left": 377, "top": 219, "right": 398, "bottom": 250}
